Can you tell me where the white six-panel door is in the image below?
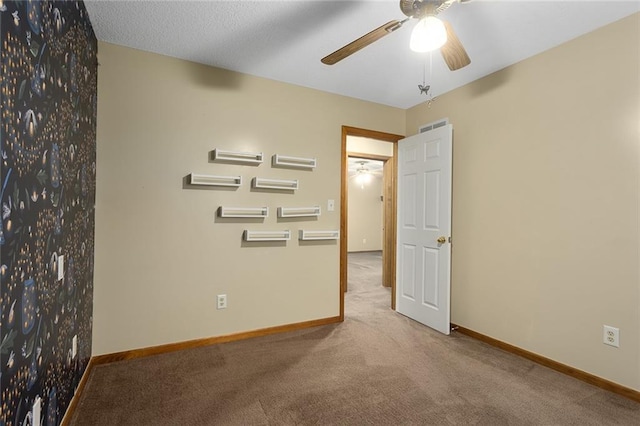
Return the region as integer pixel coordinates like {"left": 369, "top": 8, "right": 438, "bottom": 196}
{"left": 396, "top": 124, "right": 452, "bottom": 335}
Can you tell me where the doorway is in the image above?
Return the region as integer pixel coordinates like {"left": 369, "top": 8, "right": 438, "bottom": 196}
{"left": 347, "top": 156, "right": 385, "bottom": 255}
{"left": 340, "top": 126, "right": 403, "bottom": 321}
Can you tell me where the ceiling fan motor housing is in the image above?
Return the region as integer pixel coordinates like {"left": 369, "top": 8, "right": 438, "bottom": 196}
{"left": 401, "top": 0, "right": 445, "bottom": 19}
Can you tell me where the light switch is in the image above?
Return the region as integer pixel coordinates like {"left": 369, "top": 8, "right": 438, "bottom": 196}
{"left": 327, "top": 199, "right": 335, "bottom": 212}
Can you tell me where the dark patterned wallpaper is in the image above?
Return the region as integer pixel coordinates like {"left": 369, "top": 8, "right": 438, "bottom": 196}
{"left": 1, "top": 1, "right": 96, "bottom": 424}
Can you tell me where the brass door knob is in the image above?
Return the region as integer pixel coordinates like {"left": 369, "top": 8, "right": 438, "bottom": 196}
{"left": 437, "top": 236, "right": 446, "bottom": 244}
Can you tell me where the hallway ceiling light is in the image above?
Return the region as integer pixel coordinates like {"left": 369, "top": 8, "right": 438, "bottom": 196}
{"left": 355, "top": 161, "right": 373, "bottom": 188}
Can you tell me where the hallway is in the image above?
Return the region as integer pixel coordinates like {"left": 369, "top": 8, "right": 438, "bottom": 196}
{"left": 345, "top": 251, "right": 392, "bottom": 318}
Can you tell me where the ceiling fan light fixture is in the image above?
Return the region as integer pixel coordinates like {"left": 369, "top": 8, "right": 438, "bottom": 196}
{"left": 353, "top": 162, "right": 373, "bottom": 187}
{"left": 410, "top": 16, "right": 447, "bottom": 53}
{"left": 355, "top": 170, "right": 372, "bottom": 188}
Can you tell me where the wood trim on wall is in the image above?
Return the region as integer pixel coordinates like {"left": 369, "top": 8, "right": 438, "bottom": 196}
{"left": 340, "top": 127, "right": 348, "bottom": 320}
{"left": 453, "top": 324, "right": 640, "bottom": 403}
{"left": 381, "top": 157, "right": 393, "bottom": 289}
{"left": 347, "top": 151, "right": 391, "bottom": 162}
{"left": 390, "top": 142, "right": 398, "bottom": 310}
{"left": 343, "top": 126, "right": 403, "bottom": 141}
{"left": 93, "top": 316, "right": 341, "bottom": 364}
{"left": 341, "top": 126, "right": 403, "bottom": 319}
{"left": 60, "top": 357, "right": 97, "bottom": 426}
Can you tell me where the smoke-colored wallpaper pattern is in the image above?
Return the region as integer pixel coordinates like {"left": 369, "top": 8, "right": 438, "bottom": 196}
{"left": 1, "top": 1, "right": 96, "bottom": 424}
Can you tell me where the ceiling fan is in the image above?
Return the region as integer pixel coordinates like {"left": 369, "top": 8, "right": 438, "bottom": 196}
{"left": 349, "top": 159, "right": 383, "bottom": 188}
{"left": 348, "top": 159, "right": 384, "bottom": 177}
{"left": 321, "top": 0, "right": 472, "bottom": 71}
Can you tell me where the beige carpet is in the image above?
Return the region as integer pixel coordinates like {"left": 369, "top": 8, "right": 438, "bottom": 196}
{"left": 70, "top": 251, "right": 640, "bottom": 425}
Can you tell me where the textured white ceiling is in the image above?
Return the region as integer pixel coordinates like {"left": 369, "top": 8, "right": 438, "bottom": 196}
{"left": 84, "top": 0, "right": 640, "bottom": 109}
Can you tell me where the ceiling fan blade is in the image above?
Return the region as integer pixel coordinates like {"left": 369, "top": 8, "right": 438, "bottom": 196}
{"left": 440, "top": 20, "right": 471, "bottom": 71}
{"left": 321, "top": 20, "right": 404, "bottom": 65}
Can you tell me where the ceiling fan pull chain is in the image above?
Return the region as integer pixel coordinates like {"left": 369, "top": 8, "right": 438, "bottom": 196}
{"left": 421, "top": 52, "right": 436, "bottom": 108}
{"left": 429, "top": 51, "right": 433, "bottom": 81}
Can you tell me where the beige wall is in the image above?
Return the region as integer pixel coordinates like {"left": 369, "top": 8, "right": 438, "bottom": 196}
{"left": 347, "top": 173, "right": 383, "bottom": 252}
{"left": 406, "top": 14, "right": 640, "bottom": 390}
{"left": 93, "top": 42, "right": 405, "bottom": 354}
{"left": 347, "top": 136, "right": 394, "bottom": 157}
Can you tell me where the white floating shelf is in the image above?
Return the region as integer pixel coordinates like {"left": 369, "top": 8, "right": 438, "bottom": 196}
{"left": 219, "top": 207, "right": 269, "bottom": 218}
{"left": 272, "top": 154, "right": 317, "bottom": 169}
{"left": 244, "top": 230, "right": 291, "bottom": 242}
{"left": 212, "top": 148, "right": 263, "bottom": 164}
{"left": 190, "top": 173, "right": 242, "bottom": 187}
{"left": 277, "top": 206, "right": 321, "bottom": 218}
{"left": 299, "top": 230, "right": 340, "bottom": 241}
{"left": 252, "top": 177, "right": 298, "bottom": 191}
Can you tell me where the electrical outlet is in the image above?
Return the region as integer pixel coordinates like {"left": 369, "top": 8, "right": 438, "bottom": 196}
{"left": 603, "top": 325, "right": 619, "bottom": 348}
{"left": 217, "top": 294, "right": 227, "bottom": 310}
{"left": 57, "top": 255, "right": 64, "bottom": 281}
{"left": 72, "top": 335, "right": 78, "bottom": 358}
{"left": 363, "top": 238, "right": 367, "bottom": 244}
